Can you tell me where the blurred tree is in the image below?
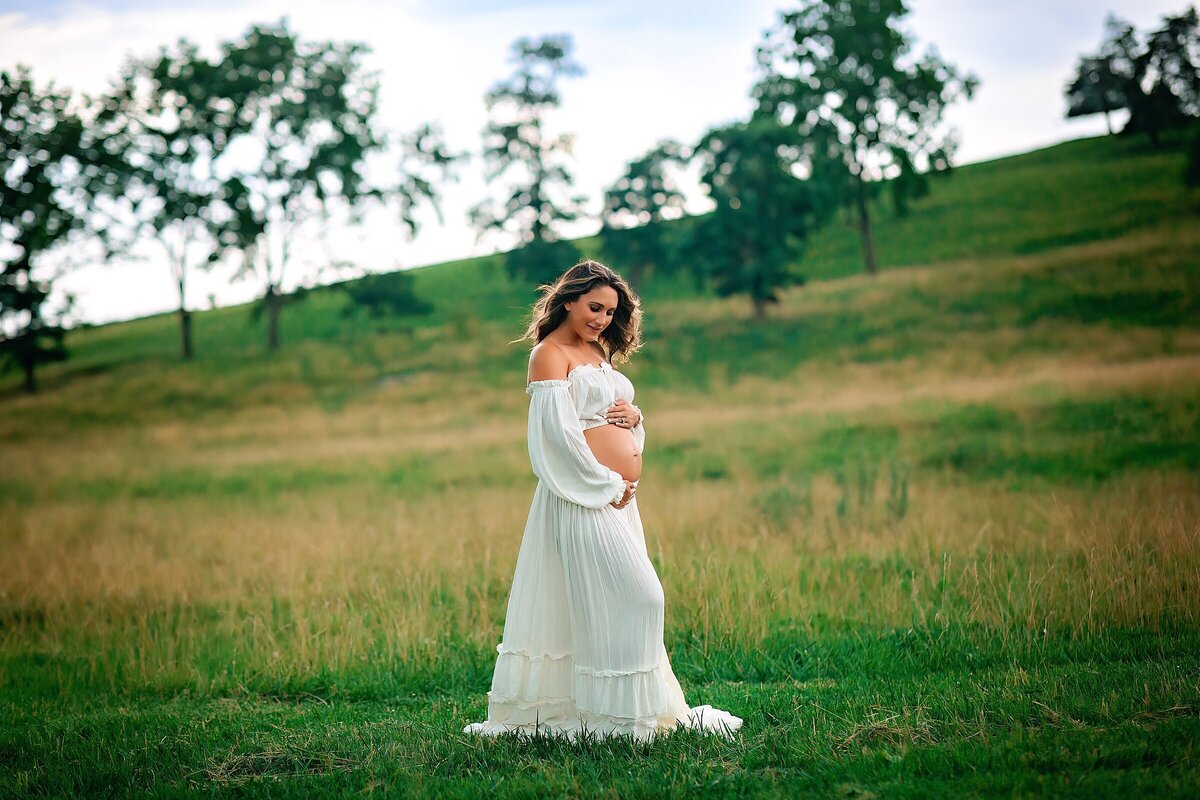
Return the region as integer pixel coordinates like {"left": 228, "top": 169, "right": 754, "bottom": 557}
{"left": 755, "top": 0, "right": 978, "bottom": 275}
{"left": 471, "top": 34, "right": 586, "bottom": 286}
{"left": 1143, "top": 8, "right": 1200, "bottom": 120}
{"left": 89, "top": 40, "right": 253, "bottom": 360}
{"left": 218, "top": 20, "right": 454, "bottom": 351}
{"left": 340, "top": 269, "right": 431, "bottom": 322}
{"left": 0, "top": 67, "right": 86, "bottom": 393}
{"left": 684, "top": 118, "right": 832, "bottom": 319}
{"left": 1065, "top": 55, "right": 1127, "bottom": 135}
{"left": 597, "top": 140, "right": 689, "bottom": 290}
{"left": 1088, "top": 9, "right": 1199, "bottom": 147}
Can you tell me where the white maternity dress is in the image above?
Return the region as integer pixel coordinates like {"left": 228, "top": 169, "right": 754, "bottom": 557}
{"left": 464, "top": 360, "right": 743, "bottom": 741}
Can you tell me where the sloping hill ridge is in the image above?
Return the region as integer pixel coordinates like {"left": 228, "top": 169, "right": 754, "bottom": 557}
{"left": 0, "top": 129, "right": 1195, "bottom": 422}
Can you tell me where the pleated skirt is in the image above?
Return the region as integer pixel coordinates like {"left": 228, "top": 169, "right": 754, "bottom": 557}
{"left": 464, "top": 482, "right": 743, "bottom": 741}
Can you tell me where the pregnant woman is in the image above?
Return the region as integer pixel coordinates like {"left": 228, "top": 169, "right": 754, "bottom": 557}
{"left": 464, "top": 260, "right": 743, "bottom": 741}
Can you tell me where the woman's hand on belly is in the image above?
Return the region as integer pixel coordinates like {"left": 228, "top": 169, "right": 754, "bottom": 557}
{"left": 611, "top": 480, "right": 636, "bottom": 509}
{"left": 604, "top": 399, "right": 640, "bottom": 429}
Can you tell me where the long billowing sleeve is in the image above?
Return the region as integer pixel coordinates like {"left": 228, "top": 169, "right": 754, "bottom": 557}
{"left": 527, "top": 380, "right": 628, "bottom": 509}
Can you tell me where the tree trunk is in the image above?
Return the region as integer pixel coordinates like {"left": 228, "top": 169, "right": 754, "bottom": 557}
{"left": 266, "top": 288, "right": 282, "bottom": 351}
{"left": 750, "top": 267, "right": 768, "bottom": 320}
{"left": 22, "top": 360, "right": 36, "bottom": 394}
{"left": 752, "top": 296, "right": 768, "bottom": 320}
{"left": 854, "top": 176, "right": 879, "bottom": 276}
{"left": 176, "top": 268, "right": 192, "bottom": 360}
{"left": 179, "top": 306, "right": 193, "bottom": 360}
{"left": 627, "top": 261, "right": 646, "bottom": 291}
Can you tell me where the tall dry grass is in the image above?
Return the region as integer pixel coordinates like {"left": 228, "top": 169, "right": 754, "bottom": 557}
{"left": 3, "top": 408, "right": 1197, "bottom": 694}
{"left": 2, "top": 223, "right": 1198, "bottom": 697}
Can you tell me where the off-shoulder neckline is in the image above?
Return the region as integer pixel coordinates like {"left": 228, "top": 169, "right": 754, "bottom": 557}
{"left": 567, "top": 360, "right": 611, "bottom": 378}
{"left": 525, "top": 360, "right": 613, "bottom": 391}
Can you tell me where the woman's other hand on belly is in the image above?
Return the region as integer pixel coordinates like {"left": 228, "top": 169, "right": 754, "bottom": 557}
{"left": 611, "top": 479, "right": 637, "bottom": 509}
{"left": 604, "top": 399, "right": 641, "bottom": 429}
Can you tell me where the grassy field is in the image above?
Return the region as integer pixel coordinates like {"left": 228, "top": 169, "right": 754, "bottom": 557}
{"left": 1, "top": 130, "right": 1199, "bottom": 797}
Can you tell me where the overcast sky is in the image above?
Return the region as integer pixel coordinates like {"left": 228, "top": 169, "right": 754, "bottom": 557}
{"left": 0, "top": 0, "right": 1187, "bottom": 324}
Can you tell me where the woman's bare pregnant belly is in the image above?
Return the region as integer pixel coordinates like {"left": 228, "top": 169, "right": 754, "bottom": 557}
{"left": 584, "top": 424, "right": 642, "bottom": 483}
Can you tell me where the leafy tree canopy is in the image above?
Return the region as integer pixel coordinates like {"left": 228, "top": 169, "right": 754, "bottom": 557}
{"left": 754, "top": 0, "right": 977, "bottom": 273}
{"left": 598, "top": 140, "right": 689, "bottom": 289}
{"left": 684, "top": 118, "right": 834, "bottom": 318}
{"left": 471, "top": 34, "right": 586, "bottom": 286}
{"left": 215, "top": 19, "right": 455, "bottom": 350}
{"left": 1075, "top": 8, "right": 1200, "bottom": 145}
{"left": 0, "top": 67, "right": 89, "bottom": 392}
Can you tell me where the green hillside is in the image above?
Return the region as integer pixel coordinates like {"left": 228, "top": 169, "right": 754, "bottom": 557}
{"left": 2, "top": 130, "right": 1197, "bottom": 424}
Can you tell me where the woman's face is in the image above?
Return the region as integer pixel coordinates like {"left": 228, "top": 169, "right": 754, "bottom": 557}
{"left": 565, "top": 285, "right": 619, "bottom": 343}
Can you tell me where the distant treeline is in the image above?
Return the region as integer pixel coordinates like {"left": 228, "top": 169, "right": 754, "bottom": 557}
{"left": 2, "top": 2, "right": 1198, "bottom": 392}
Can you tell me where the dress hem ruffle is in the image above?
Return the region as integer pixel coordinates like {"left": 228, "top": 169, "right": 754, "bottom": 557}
{"left": 467, "top": 648, "right": 743, "bottom": 742}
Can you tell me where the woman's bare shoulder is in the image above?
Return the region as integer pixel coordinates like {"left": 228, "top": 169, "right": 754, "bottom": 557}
{"left": 528, "top": 340, "right": 570, "bottom": 382}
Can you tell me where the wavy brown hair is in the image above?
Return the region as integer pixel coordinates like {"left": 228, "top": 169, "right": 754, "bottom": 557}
{"left": 518, "top": 259, "right": 644, "bottom": 364}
